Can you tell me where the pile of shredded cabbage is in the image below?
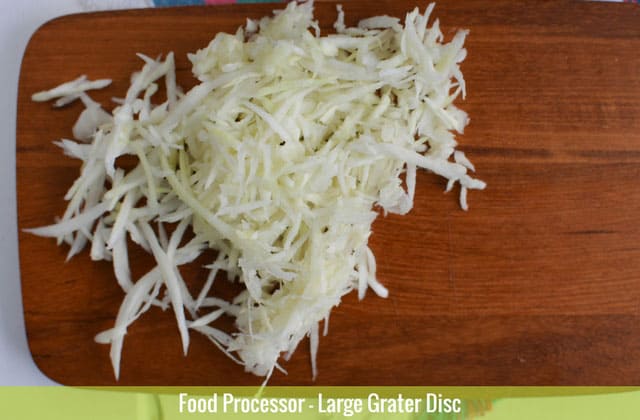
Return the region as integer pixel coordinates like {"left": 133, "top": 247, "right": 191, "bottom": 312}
{"left": 26, "top": 1, "right": 484, "bottom": 382}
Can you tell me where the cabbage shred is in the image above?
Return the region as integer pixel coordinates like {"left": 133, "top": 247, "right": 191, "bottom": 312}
{"left": 26, "top": 1, "right": 484, "bottom": 381}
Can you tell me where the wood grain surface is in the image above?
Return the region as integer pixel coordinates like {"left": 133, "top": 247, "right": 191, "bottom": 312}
{"left": 16, "top": 0, "right": 640, "bottom": 385}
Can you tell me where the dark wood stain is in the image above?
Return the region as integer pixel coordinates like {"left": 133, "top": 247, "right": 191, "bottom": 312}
{"left": 16, "top": 0, "right": 640, "bottom": 385}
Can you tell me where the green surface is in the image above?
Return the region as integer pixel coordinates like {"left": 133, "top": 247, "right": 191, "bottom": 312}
{"left": 1, "top": 387, "right": 639, "bottom": 419}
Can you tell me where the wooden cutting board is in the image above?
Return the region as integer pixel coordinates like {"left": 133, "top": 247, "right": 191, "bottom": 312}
{"left": 16, "top": 0, "right": 640, "bottom": 386}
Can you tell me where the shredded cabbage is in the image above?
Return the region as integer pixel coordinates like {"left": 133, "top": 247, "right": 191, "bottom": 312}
{"left": 26, "top": 0, "right": 484, "bottom": 382}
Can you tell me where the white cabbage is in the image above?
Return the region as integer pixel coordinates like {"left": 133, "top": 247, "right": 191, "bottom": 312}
{"left": 26, "top": 0, "right": 484, "bottom": 382}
